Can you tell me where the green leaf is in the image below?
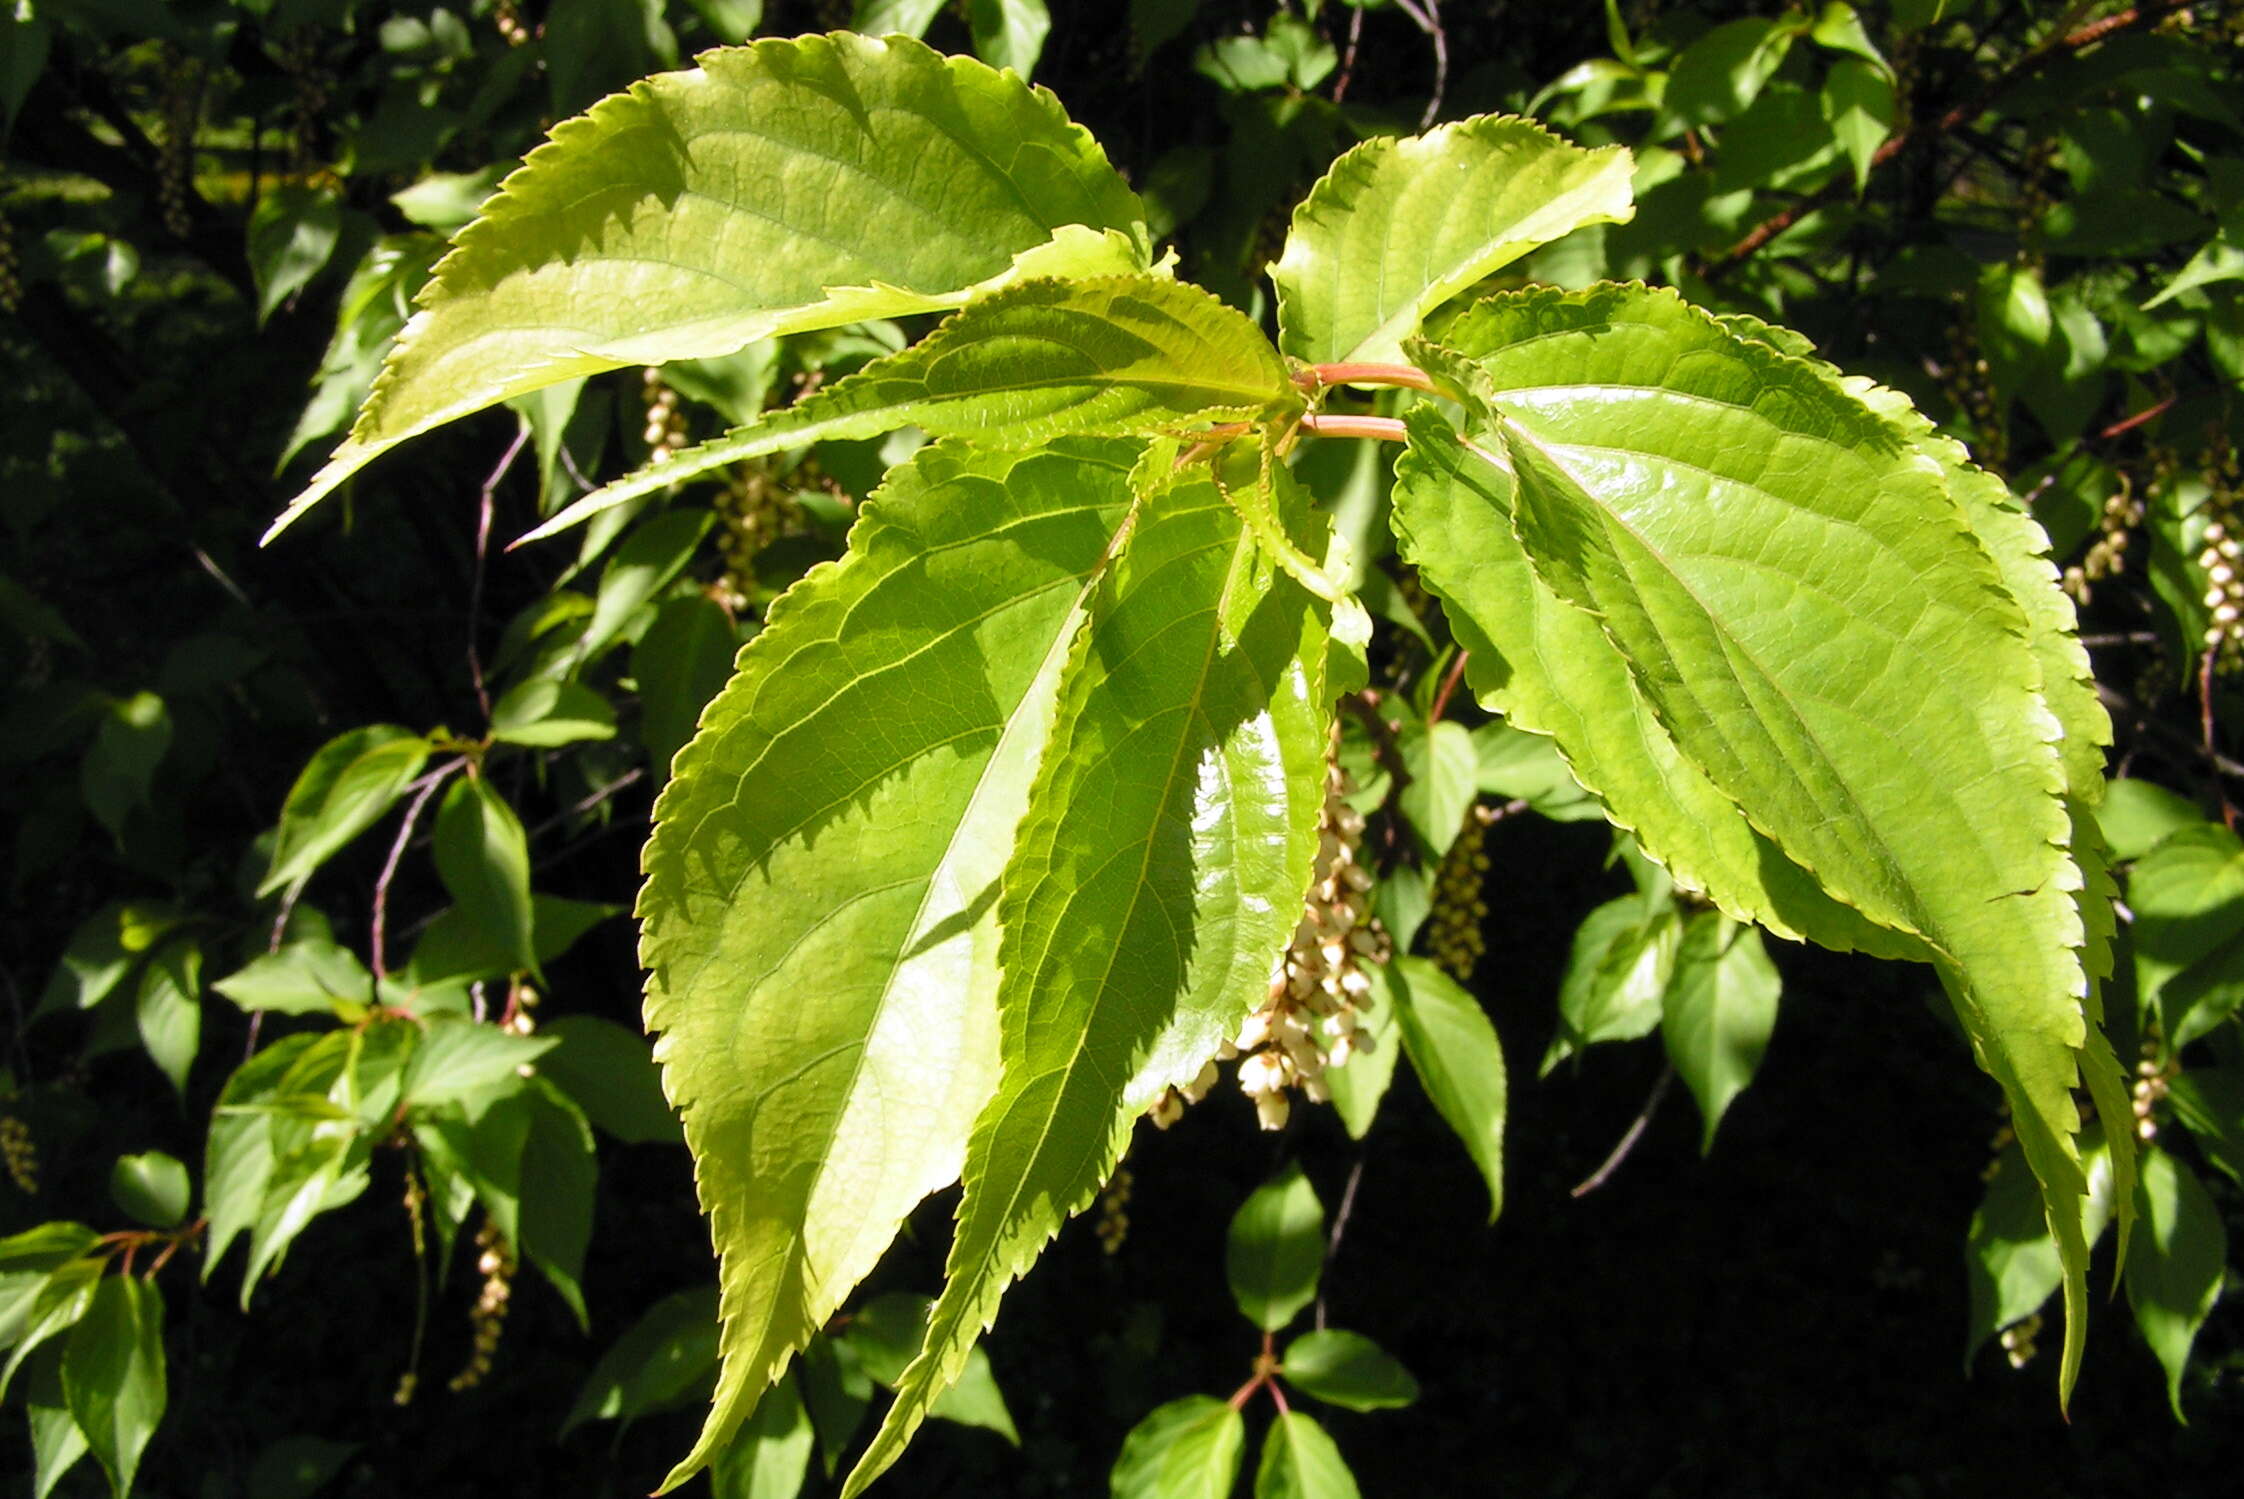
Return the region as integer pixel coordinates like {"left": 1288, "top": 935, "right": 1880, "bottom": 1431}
{"left": 259, "top": 726, "right": 432, "bottom": 897}
{"left": 488, "top": 679, "right": 617, "bottom": 747}
{"left": 1821, "top": 58, "right": 1895, "bottom": 194}
{"left": 0, "top": 1225, "right": 102, "bottom": 1353}
{"left": 839, "top": 1294, "right": 1017, "bottom": 1442}
{"left": 1279, "top": 1328, "right": 1419, "bottom": 1411}
{"left": 528, "top": 277, "right": 1293, "bottom": 541}
{"left": 1391, "top": 415, "right": 1917, "bottom": 966}
{"left": 1663, "top": 16, "right": 1800, "bottom": 128}
{"left": 1389, "top": 956, "right": 1506, "bottom": 1221}
{"left": 1543, "top": 895, "right": 1680, "bottom": 1072}
{"left": 1412, "top": 284, "right": 2099, "bottom": 1395}
{"left": 213, "top": 941, "right": 375, "bottom": 1016}
{"left": 399, "top": 1017, "right": 557, "bottom": 1109}
{"left": 432, "top": 778, "right": 538, "bottom": 981}
{"left": 109, "top": 1152, "right": 190, "bottom": 1229}
{"left": 2130, "top": 823, "right": 2244, "bottom": 1047}
{"left": 61, "top": 1276, "right": 165, "bottom": 1499}
{"left": 0, "top": 1258, "right": 101, "bottom": 1400}
{"left": 80, "top": 691, "right": 170, "bottom": 840}
{"left": 563, "top": 1284, "right": 719, "bottom": 1436}
{"left": 634, "top": 597, "right": 742, "bottom": 773}
{"left": 39, "top": 904, "right": 179, "bottom": 1018}
{"left": 268, "top": 33, "right": 1150, "bottom": 538}
{"left": 711, "top": 1372, "right": 816, "bottom": 1499}
{"left": 134, "top": 940, "right": 201, "bottom": 1096}
{"left": 202, "top": 1035, "right": 322, "bottom": 1280}
{"left": 1660, "top": 914, "right": 1780, "bottom": 1153}
{"left": 1252, "top": 1410, "right": 1360, "bottom": 1499}
{"left": 576, "top": 508, "right": 715, "bottom": 667}
{"left": 417, "top": 1080, "right": 595, "bottom": 1326}
{"left": 1396, "top": 719, "right": 1476, "bottom": 858}
{"left": 248, "top": 185, "right": 344, "bottom": 325}
{"left": 535, "top": 1015, "right": 679, "bottom": 1145}
{"left": 798, "top": 1334, "right": 872, "bottom": 1478}
{"left": 1109, "top": 1395, "right": 1244, "bottom": 1499}
{"left": 844, "top": 451, "right": 1331, "bottom": 1497}
{"left": 2100, "top": 780, "right": 2204, "bottom": 863}
{"left": 968, "top": 0, "right": 1049, "bottom": 78}
{"left": 245, "top": 1435, "right": 360, "bottom": 1499}
{"left": 641, "top": 439, "right": 1144, "bottom": 1485}
{"left": 407, "top": 893, "right": 619, "bottom": 989}
{"left": 1808, "top": 3, "right": 1890, "bottom": 74}
{"left": 1226, "top": 1163, "right": 1326, "bottom": 1333}
{"left": 2165, "top": 1068, "right": 2244, "bottom": 1188}
{"left": 1965, "top": 1133, "right": 2115, "bottom": 1368}
{"left": 25, "top": 1341, "right": 89, "bottom": 1499}
{"left": 2127, "top": 1145, "right": 2226, "bottom": 1418}
{"left": 1324, "top": 962, "right": 1400, "bottom": 1140}
{"left": 1272, "top": 115, "right": 1635, "bottom": 366}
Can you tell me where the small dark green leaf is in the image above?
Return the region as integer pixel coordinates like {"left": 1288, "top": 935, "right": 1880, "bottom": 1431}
{"left": 633, "top": 596, "right": 741, "bottom": 773}
{"left": 133, "top": 941, "right": 200, "bottom": 1096}
{"left": 259, "top": 726, "right": 432, "bottom": 896}
{"left": 1660, "top": 914, "right": 1781, "bottom": 1152}
{"left": 841, "top": 1293, "right": 1018, "bottom": 1443}
{"left": 967, "top": 0, "right": 1049, "bottom": 78}
{"left": 562, "top": 1285, "right": 719, "bottom": 1436}
{"left": 1253, "top": 1410, "right": 1360, "bottom": 1499}
{"left": 38, "top": 904, "right": 177, "bottom": 1017}
{"left": 488, "top": 679, "right": 617, "bottom": 747}
{"left": 61, "top": 1276, "right": 166, "bottom": 1498}
{"left": 1226, "top": 1162, "right": 1324, "bottom": 1332}
{"left": 2129, "top": 823, "right": 2244, "bottom": 1047}
{"left": 1397, "top": 720, "right": 1476, "bottom": 858}
{"left": 213, "top": 941, "right": 374, "bottom": 1016}
{"left": 108, "top": 1152, "right": 190, "bottom": 1229}
{"left": 432, "top": 777, "right": 538, "bottom": 980}
{"left": 574, "top": 508, "right": 714, "bottom": 666}
{"left": 1110, "top": 1394, "right": 1244, "bottom": 1499}
{"left": 1665, "top": 16, "right": 1799, "bottom": 127}
{"left": 1965, "top": 1133, "right": 2115, "bottom": 1368}
{"left": 245, "top": 1434, "right": 359, "bottom": 1499}
{"left": 79, "top": 691, "right": 170, "bottom": 840}
{"left": 2127, "top": 1146, "right": 2226, "bottom": 1418}
{"left": 1280, "top": 1328, "right": 1419, "bottom": 1411}
{"left": 2101, "top": 780, "right": 2205, "bottom": 862}
{"left": 248, "top": 185, "right": 344, "bottom": 325}
{"left": 2165, "top": 1069, "right": 2244, "bottom": 1188}
{"left": 1389, "top": 957, "right": 1506, "bottom": 1221}
{"left": 711, "top": 1371, "right": 816, "bottom": 1499}
{"left": 1822, "top": 58, "right": 1895, "bottom": 193}
{"left": 1324, "top": 964, "right": 1400, "bottom": 1141}
{"left": 407, "top": 893, "right": 617, "bottom": 990}
{"left": 534, "top": 1015, "right": 678, "bottom": 1145}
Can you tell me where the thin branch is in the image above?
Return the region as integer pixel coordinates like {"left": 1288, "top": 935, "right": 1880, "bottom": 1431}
{"left": 1389, "top": 0, "right": 1449, "bottom": 128}
{"left": 2099, "top": 682, "right": 2244, "bottom": 780}
{"left": 1427, "top": 649, "right": 1472, "bottom": 723}
{"left": 1571, "top": 1062, "right": 1675, "bottom": 1198}
{"left": 1332, "top": 2, "right": 1366, "bottom": 104}
{"left": 469, "top": 427, "right": 531, "bottom": 722}
{"left": 371, "top": 762, "right": 464, "bottom": 982}
{"left": 1314, "top": 1153, "right": 1367, "bottom": 1332}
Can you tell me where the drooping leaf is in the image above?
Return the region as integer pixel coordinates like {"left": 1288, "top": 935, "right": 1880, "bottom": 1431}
{"left": 1388, "top": 956, "right": 1506, "bottom": 1221}
{"left": 268, "top": 33, "right": 1150, "bottom": 538}
{"left": 108, "top": 1152, "right": 191, "bottom": 1230}
{"left": 710, "top": 1372, "right": 817, "bottom": 1499}
{"left": 562, "top": 1285, "right": 720, "bottom": 1436}
{"left": 1279, "top": 1328, "right": 1419, "bottom": 1411}
{"left": 202, "top": 1035, "right": 322, "bottom": 1280}
{"left": 1412, "top": 284, "right": 2098, "bottom": 1394}
{"left": 61, "top": 1276, "right": 166, "bottom": 1499}
{"left": 967, "top": 0, "right": 1049, "bottom": 78}
{"left": 1252, "top": 1410, "right": 1360, "bottom": 1499}
{"left": 432, "top": 777, "right": 538, "bottom": 981}
{"left": 575, "top": 508, "right": 716, "bottom": 667}
{"left": 2130, "top": 823, "right": 2244, "bottom": 1047}
{"left": 535, "top": 1015, "right": 679, "bottom": 1146}
{"left": 1542, "top": 894, "right": 1680, "bottom": 1072}
{"left": 1660, "top": 914, "right": 1780, "bottom": 1153}
{"left": 1395, "top": 719, "right": 1476, "bottom": 859}
{"left": 1109, "top": 1395, "right": 1244, "bottom": 1499}
{"left": 641, "top": 439, "right": 1146, "bottom": 1486}
{"left": 1324, "top": 962, "right": 1401, "bottom": 1140}
{"left": 1391, "top": 416, "right": 1919, "bottom": 963}
{"left": 259, "top": 726, "right": 433, "bottom": 897}
{"left": 527, "top": 277, "right": 1294, "bottom": 541}
{"left": 1226, "top": 1163, "right": 1326, "bottom": 1333}
{"left": 0, "top": 1226, "right": 101, "bottom": 1355}
{"left": 1663, "top": 15, "right": 1801, "bottom": 127}
{"left": 2166, "top": 1068, "right": 2244, "bottom": 1188}
{"left": 488, "top": 679, "right": 617, "bottom": 747}
{"left": 0, "top": 1258, "right": 100, "bottom": 1401}
{"left": 1965, "top": 1132, "right": 2115, "bottom": 1368}
{"left": 25, "top": 1341, "right": 88, "bottom": 1499}
{"left": 248, "top": 185, "right": 344, "bottom": 325}
{"left": 1272, "top": 115, "right": 1634, "bottom": 366}
{"left": 844, "top": 452, "right": 1331, "bottom": 1497}
{"left": 839, "top": 1294, "right": 1018, "bottom": 1442}
{"left": 133, "top": 940, "right": 201, "bottom": 1096}
{"left": 2126, "top": 1145, "right": 2226, "bottom": 1418}
{"left": 212, "top": 942, "right": 376, "bottom": 1017}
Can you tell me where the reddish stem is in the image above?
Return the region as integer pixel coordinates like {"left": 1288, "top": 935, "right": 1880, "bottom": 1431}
{"left": 1295, "top": 362, "right": 1439, "bottom": 394}
{"left": 1298, "top": 414, "right": 1409, "bottom": 443}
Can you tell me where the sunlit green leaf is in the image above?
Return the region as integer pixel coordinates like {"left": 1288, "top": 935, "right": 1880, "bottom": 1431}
{"left": 1253, "top": 1410, "right": 1360, "bottom": 1499}
{"left": 134, "top": 940, "right": 201, "bottom": 1096}
{"left": 489, "top": 679, "right": 617, "bottom": 747}
{"left": 269, "top": 33, "right": 1149, "bottom": 538}
{"left": 248, "top": 185, "right": 344, "bottom": 325}
{"left": 711, "top": 1371, "right": 816, "bottom": 1499}
{"left": 259, "top": 726, "right": 433, "bottom": 897}
{"left": 1110, "top": 1395, "right": 1244, "bottom": 1499}
{"left": 844, "top": 451, "right": 1331, "bottom": 1497}
{"left": 433, "top": 777, "right": 538, "bottom": 981}
{"left": 642, "top": 439, "right": 1145, "bottom": 1485}
{"left": 1226, "top": 1163, "right": 1325, "bottom": 1333}
{"left": 1280, "top": 1327, "right": 1418, "bottom": 1411}
{"left": 1389, "top": 957, "right": 1506, "bottom": 1221}
{"left": 213, "top": 942, "right": 375, "bottom": 1017}
{"left": 1543, "top": 895, "right": 1680, "bottom": 1072}
{"left": 1272, "top": 114, "right": 1634, "bottom": 366}
{"left": 61, "top": 1276, "right": 165, "bottom": 1499}
{"left": 839, "top": 1293, "right": 1017, "bottom": 1442}
{"left": 1660, "top": 914, "right": 1780, "bottom": 1152}
{"left": 109, "top": 1152, "right": 190, "bottom": 1230}
{"left": 2127, "top": 1145, "right": 2226, "bottom": 1418}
